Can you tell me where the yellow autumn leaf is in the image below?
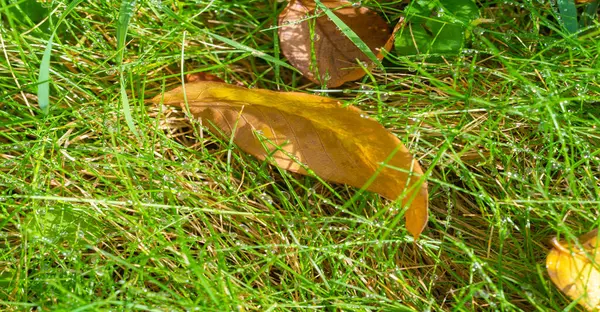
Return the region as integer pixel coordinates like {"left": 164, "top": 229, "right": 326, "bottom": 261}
{"left": 152, "top": 81, "right": 429, "bottom": 238}
{"left": 547, "top": 229, "right": 600, "bottom": 311}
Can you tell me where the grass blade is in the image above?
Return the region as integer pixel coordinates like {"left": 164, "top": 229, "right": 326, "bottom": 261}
{"left": 204, "top": 31, "right": 298, "bottom": 72}
{"left": 313, "top": 0, "right": 382, "bottom": 68}
{"left": 117, "top": 0, "right": 136, "bottom": 63}
{"left": 36, "top": 0, "right": 84, "bottom": 115}
{"left": 116, "top": 0, "right": 139, "bottom": 137}
{"left": 37, "top": 35, "right": 53, "bottom": 115}
{"left": 580, "top": 0, "right": 599, "bottom": 28}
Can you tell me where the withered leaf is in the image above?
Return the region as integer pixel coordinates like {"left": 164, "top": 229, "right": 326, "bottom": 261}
{"left": 547, "top": 229, "right": 600, "bottom": 311}
{"left": 153, "top": 81, "right": 428, "bottom": 238}
{"left": 278, "top": 0, "right": 397, "bottom": 88}
{"left": 186, "top": 72, "right": 225, "bottom": 83}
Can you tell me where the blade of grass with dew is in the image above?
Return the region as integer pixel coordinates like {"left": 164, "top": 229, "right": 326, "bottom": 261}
{"left": 203, "top": 31, "right": 298, "bottom": 72}
{"left": 37, "top": 36, "right": 53, "bottom": 115}
{"left": 36, "top": 0, "right": 84, "bottom": 115}
{"left": 580, "top": 0, "right": 599, "bottom": 28}
{"left": 313, "top": 0, "right": 382, "bottom": 69}
{"left": 556, "top": 0, "right": 578, "bottom": 34}
{"left": 156, "top": 4, "right": 297, "bottom": 73}
{"left": 116, "top": 0, "right": 139, "bottom": 137}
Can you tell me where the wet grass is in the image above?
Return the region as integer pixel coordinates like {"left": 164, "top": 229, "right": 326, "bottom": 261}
{"left": 1, "top": 0, "right": 599, "bottom": 311}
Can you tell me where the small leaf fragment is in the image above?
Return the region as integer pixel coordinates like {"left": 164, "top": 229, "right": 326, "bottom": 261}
{"left": 153, "top": 81, "right": 429, "bottom": 238}
{"left": 186, "top": 72, "right": 225, "bottom": 83}
{"left": 278, "top": 0, "right": 398, "bottom": 87}
{"left": 547, "top": 229, "right": 600, "bottom": 311}
{"left": 395, "top": 0, "right": 479, "bottom": 57}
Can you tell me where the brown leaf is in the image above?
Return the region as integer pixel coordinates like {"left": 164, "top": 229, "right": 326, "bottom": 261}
{"left": 186, "top": 72, "right": 225, "bottom": 83}
{"left": 153, "top": 81, "right": 428, "bottom": 238}
{"left": 547, "top": 229, "right": 600, "bottom": 311}
{"left": 278, "top": 0, "right": 398, "bottom": 88}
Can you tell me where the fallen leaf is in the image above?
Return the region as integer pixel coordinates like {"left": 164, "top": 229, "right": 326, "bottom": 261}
{"left": 547, "top": 229, "right": 600, "bottom": 311}
{"left": 153, "top": 81, "right": 428, "bottom": 238}
{"left": 278, "top": 0, "right": 399, "bottom": 88}
{"left": 186, "top": 72, "right": 225, "bottom": 83}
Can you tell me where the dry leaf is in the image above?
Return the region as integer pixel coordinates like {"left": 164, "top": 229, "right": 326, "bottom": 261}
{"left": 547, "top": 229, "right": 600, "bottom": 311}
{"left": 186, "top": 72, "right": 225, "bottom": 83}
{"left": 152, "top": 81, "right": 428, "bottom": 238}
{"left": 278, "top": 0, "right": 398, "bottom": 88}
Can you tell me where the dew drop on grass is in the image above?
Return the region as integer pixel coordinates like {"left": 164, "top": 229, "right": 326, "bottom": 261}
{"left": 471, "top": 261, "right": 483, "bottom": 273}
{"left": 176, "top": 192, "right": 189, "bottom": 200}
{"left": 436, "top": 8, "right": 445, "bottom": 17}
{"left": 41, "top": 236, "right": 55, "bottom": 244}
{"left": 550, "top": 160, "right": 563, "bottom": 170}
{"left": 474, "top": 289, "right": 489, "bottom": 299}
{"left": 259, "top": 193, "right": 273, "bottom": 204}
{"left": 149, "top": 0, "right": 162, "bottom": 8}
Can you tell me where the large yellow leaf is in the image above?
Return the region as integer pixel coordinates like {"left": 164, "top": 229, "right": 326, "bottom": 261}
{"left": 547, "top": 229, "right": 600, "bottom": 311}
{"left": 278, "top": 0, "right": 398, "bottom": 88}
{"left": 152, "top": 81, "right": 428, "bottom": 238}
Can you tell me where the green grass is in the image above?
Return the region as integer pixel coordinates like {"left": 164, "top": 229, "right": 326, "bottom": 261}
{"left": 1, "top": 0, "right": 599, "bottom": 311}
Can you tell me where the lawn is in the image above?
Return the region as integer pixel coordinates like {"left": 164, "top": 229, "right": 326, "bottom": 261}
{"left": 1, "top": 0, "right": 599, "bottom": 311}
